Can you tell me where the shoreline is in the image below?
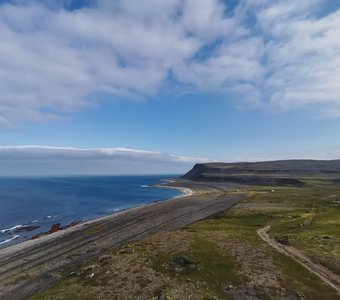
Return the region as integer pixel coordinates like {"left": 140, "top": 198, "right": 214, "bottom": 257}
{"left": 0, "top": 180, "right": 245, "bottom": 299}
{"left": 0, "top": 182, "right": 195, "bottom": 255}
{"left": 0, "top": 180, "right": 192, "bottom": 250}
{"left": 152, "top": 182, "right": 195, "bottom": 198}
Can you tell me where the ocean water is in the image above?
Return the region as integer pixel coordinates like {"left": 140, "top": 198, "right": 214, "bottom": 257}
{"left": 0, "top": 175, "right": 181, "bottom": 249}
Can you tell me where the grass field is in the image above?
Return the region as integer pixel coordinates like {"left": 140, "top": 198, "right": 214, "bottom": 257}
{"left": 30, "top": 177, "right": 340, "bottom": 300}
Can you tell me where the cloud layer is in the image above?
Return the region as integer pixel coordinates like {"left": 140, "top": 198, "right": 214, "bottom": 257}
{"left": 0, "top": 0, "right": 339, "bottom": 127}
{"left": 0, "top": 146, "right": 208, "bottom": 175}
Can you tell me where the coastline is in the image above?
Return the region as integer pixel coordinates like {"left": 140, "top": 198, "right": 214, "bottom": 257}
{"left": 0, "top": 178, "right": 189, "bottom": 250}
{"left": 0, "top": 181, "right": 195, "bottom": 256}
{"left": 0, "top": 180, "right": 245, "bottom": 299}
{"left": 152, "top": 182, "right": 195, "bottom": 198}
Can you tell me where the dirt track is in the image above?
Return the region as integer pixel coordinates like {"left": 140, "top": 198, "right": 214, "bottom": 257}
{"left": 0, "top": 180, "right": 244, "bottom": 300}
{"left": 257, "top": 226, "right": 340, "bottom": 295}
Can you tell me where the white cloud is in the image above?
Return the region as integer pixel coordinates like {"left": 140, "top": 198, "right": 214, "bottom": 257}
{"left": 174, "top": 37, "right": 264, "bottom": 95}
{"left": 0, "top": 0, "right": 339, "bottom": 127}
{"left": 0, "top": 145, "right": 209, "bottom": 175}
{"left": 0, "top": 0, "right": 201, "bottom": 127}
{"left": 265, "top": 10, "right": 340, "bottom": 114}
{"left": 178, "top": 0, "right": 340, "bottom": 113}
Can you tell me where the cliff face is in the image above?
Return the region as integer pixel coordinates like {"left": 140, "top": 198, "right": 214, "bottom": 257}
{"left": 181, "top": 160, "right": 340, "bottom": 187}
{"left": 181, "top": 163, "right": 207, "bottom": 181}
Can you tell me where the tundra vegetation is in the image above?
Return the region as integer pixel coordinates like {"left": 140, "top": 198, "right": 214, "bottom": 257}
{"left": 25, "top": 161, "right": 340, "bottom": 299}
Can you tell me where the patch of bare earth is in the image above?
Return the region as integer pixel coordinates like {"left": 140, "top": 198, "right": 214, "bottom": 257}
{"left": 93, "top": 255, "right": 170, "bottom": 299}
{"left": 209, "top": 232, "right": 281, "bottom": 288}
{"left": 136, "top": 229, "right": 192, "bottom": 255}
{"left": 258, "top": 226, "right": 340, "bottom": 295}
{"left": 46, "top": 231, "right": 193, "bottom": 299}
{"left": 205, "top": 232, "right": 304, "bottom": 299}
{"left": 165, "top": 281, "right": 209, "bottom": 300}
{"left": 62, "top": 248, "right": 172, "bottom": 299}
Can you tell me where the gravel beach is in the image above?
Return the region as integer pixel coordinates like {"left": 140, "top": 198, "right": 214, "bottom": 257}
{"left": 0, "top": 180, "right": 245, "bottom": 300}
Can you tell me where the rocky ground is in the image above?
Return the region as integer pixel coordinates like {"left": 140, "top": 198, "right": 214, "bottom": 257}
{"left": 28, "top": 181, "right": 340, "bottom": 299}
{"left": 0, "top": 181, "right": 245, "bottom": 300}
{"left": 1, "top": 161, "right": 340, "bottom": 299}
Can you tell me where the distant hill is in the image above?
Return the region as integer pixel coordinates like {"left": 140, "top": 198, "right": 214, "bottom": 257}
{"left": 181, "top": 160, "right": 340, "bottom": 186}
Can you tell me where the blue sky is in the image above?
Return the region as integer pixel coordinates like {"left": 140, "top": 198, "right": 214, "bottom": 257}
{"left": 0, "top": 0, "right": 340, "bottom": 174}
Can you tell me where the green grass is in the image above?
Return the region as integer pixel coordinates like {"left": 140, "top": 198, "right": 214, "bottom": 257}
{"left": 30, "top": 180, "right": 340, "bottom": 299}
{"left": 150, "top": 236, "right": 243, "bottom": 299}
{"left": 273, "top": 252, "right": 340, "bottom": 300}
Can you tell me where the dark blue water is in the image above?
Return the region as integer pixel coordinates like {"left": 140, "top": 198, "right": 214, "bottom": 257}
{"left": 0, "top": 175, "right": 181, "bottom": 248}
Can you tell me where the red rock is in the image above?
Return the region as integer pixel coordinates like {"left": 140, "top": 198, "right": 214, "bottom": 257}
{"left": 49, "top": 223, "right": 61, "bottom": 233}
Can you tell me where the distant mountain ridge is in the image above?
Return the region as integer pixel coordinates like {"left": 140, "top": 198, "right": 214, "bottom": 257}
{"left": 182, "top": 159, "right": 340, "bottom": 186}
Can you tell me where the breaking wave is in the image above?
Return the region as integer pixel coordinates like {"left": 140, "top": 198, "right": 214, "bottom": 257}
{"left": 0, "top": 225, "right": 23, "bottom": 234}
{"left": 0, "top": 235, "right": 20, "bottom": 245}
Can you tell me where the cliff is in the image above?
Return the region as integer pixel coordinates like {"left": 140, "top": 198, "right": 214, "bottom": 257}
{"left": 181, "top": 159, "right": 340, "bottom": 186}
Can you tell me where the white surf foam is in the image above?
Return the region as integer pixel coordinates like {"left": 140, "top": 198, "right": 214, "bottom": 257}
{"left": 0, "top": 235, "right": 20, "bottom": 245}
{"left": 0, "top": 225, "right": 23, "bottom": 234}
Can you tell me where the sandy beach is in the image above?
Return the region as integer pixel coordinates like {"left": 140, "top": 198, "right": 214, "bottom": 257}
{"left": 0, "top": 180, "right": 245, "bottom": 300}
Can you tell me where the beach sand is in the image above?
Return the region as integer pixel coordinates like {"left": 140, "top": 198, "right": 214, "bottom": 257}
{"left": 0, "top": 180, "right": 245, "bottom": 300}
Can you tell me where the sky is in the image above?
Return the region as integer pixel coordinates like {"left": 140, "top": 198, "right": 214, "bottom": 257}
{"left": 0, "top": 0, "right": 340, "bottom": 175}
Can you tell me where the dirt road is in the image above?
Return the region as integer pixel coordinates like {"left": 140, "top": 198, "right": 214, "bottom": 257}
{"left": 257, "top": 225, "right": 340, "bottom": 294}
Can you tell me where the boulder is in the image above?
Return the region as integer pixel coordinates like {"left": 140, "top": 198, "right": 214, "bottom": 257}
{"left": 49, "top": 223, "right": 61, "bottom": 233}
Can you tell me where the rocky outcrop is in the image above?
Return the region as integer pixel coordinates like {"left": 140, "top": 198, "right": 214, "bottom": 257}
{"left": 13, "top": 226, "right": 40, "bottom": 233}
{"left": 30, "top": 220, "right": 83, "bottom": 240}
{"left": 49, "top": 223, "right": 61, "bottom": 233}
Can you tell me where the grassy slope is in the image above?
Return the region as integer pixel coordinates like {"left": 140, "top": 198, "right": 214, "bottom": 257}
{"left": 30, "top": 179, "right": 340, "bottom": 300}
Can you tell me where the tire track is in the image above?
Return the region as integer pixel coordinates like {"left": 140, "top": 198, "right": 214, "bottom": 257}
{"left": 258, "top": 226, "right": 340, "bottom": 294}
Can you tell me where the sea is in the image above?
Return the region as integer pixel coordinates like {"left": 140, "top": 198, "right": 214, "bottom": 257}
{"left": 0, "top": 175, "right": 181, "bottom": 249}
